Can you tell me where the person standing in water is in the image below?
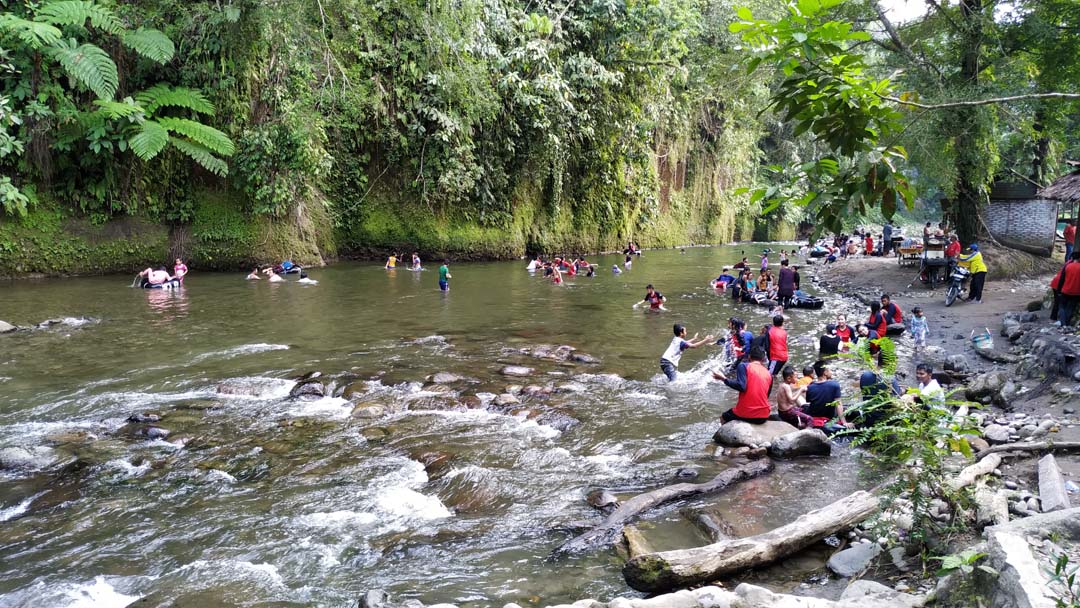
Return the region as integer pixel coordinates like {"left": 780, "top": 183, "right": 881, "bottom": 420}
{"left": 659, "top": 323, "right": 714, "bottom": 382}
{"left": 712, "top": 346, "right": 772, "bottom": 424}
{"left": 173, "top": 258, "right": 188, "bottom": 283}
{"left": 633, "top": 284, "right": 667, "bottom": 311}
{"left": 438, "top": 260, "right": 452, "bottom": 291}
{"left": 385, "top": 253, "right": 398, "bottom": 269}
{"left": 411, "top": 252, "right": 422, "bottom": 270}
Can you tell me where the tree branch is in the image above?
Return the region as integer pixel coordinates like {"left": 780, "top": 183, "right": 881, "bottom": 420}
{"left": 873, "top": 1, "right": 942, "bottom": 80}
{"left": 923, "top": 0, "right": 963, "bottom": 33}
{"left": 880, "top": 92, "right": 1080, "bottom": 109}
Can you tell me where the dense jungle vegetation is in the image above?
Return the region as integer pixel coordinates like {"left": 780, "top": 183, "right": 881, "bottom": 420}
{"left": 1, "top": 0, "right": 1078, "bottom": 273}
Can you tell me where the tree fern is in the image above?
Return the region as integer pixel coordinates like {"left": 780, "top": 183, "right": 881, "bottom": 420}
{"left": 0, "top": 15, "right": 62, "bottom": 48}
{"left": 93, "top": 98, "right": 143, "bottom": 119}
{"left": 158, "top": 118, "right": 234, "bottom": 156}
{"left": 121, "top": 28, "right": 174, "bottom": 64}
{"left": 135, "top": 85, "right": 214, "bottom": 116}
{"left": 129, "top": 120, "right": 169, "bottom": 160}
{"left": 49, "top": 39, "right": 119, "bottom": 99}
{"left": 168, "top": 137, "right": 228, "bottom": 176}
{"left": 34, "top": 0, "right": 122, "bottom": 35}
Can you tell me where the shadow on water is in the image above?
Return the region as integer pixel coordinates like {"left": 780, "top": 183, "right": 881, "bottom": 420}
{"left": 0, "top": 246, "right": 876, "bottom": 607}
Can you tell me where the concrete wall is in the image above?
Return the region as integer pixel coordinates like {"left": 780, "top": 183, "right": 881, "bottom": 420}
{"left": 985, "top": 198, "right": 1058, "bottom": 255}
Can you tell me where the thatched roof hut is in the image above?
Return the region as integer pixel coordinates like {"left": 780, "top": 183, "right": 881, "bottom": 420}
{"left": 1038, "top": 160, "right": 1080, "bottom": 203}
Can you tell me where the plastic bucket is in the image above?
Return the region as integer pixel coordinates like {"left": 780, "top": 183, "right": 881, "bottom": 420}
{"left": 971, "top": 328, "right": 993, "bottom": 350}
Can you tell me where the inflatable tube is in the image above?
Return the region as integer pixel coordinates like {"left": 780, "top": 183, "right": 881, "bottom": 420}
{"left": 809, "top": 249, "right": 828, "bottom": 258}
{"left": 789, "top": 295, "right": 825, "bottom": 309}
{"left": 276, "top": 267, "right": 302, "bottom": 275}
{"left": 143, "top": 279, "right": 181, "bottom": 289}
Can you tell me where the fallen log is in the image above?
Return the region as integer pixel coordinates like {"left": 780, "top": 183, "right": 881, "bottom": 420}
{"left": 551, "top": 458, "right": 773, "bottom": 557}
{"left": 622, "top": 490, "right": 880, "bottom": 592}
{"left": 976, "top": 441, "right": 1080, "bottom": 459}
{"left": 947, "top": 454, "right": 1002, "bottom": 491}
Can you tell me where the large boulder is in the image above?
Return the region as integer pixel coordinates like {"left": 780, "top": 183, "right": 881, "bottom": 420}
{"left": 712, "top": 420, "right": 798, "bottom": 448}
{"left": 827, "top": 542, "right": 882, "bottom": 577}
{"left": 965, "top": 371, "right": 1009, "bottom": 404}
{"left": 982, "top": 424, "right": 1011, "bottom": 445}
{"left": 768, "top": 429, "right": 831, "bottom": 458}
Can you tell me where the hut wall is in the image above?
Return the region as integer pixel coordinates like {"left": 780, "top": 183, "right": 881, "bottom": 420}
{"left": 985, "top": 198, "right": 1057, "bottom": 255}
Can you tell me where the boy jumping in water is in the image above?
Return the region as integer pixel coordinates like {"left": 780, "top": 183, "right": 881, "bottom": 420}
{"left": 660, "top": 323, "right": 714, "bottom": 382}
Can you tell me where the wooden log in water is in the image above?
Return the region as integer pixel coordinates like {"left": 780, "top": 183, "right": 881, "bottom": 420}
{"left": 976, "top": 441, "right": 1080, "bottom": 459}
{"left": 622, "top": 490, "right": 880, "bottom": 592}
{"left": 551, "top": 459, "right": 774, "bottom": 558}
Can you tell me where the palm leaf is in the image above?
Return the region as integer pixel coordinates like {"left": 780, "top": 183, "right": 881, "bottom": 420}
{"left": 158, "top": 117, "right": 234, "bottom": 156}
{"left": 34, "top": 0, "right": 122, "bottom": 34}
{"left": 135, "top": 84, "right": 214, "bottom": 116}
{"left": 0, "top": 14, "right": 63, "bottom": 48}
{"left": 48, "top": 39, "right": 119, "bottom": 99}
{"left": 168, "top": 136, "right": 229, "bottom": 176}
{"left": 121, "top": 28, "right": 174, "bottom": 64}
{"left": 93, "top": 98, "right": 144, "bottom": 119}
{"left": 129, "top": 120, "right": 169, "bottom": 160}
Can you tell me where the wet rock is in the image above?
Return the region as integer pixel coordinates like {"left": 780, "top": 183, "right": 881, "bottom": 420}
{"left": 127, "top": 412, "right": 161, "bottom": 423}
{"left": 521, "top": 385, "right": 549, "bottom": 397}
{"left": 437, "top": 467, "right": 508, "bottom": 514}
{"left": 493, "top": 393, "right": 520, "bottom": 407}
{"left": 983, "top": 424, "right": 1012, "bottom": 445}
{"left": 838, "top": 580, "right": 923, "bottom": 608}
{"left": 675, "top": 467, "right": 699, "bottom": 480}
{"left": 351, "top": 402, "right": 386, "bottom": 419}
{"left": 500, "top": 365, "right": 534, "bottom": 377}
{"left": 533, "top": 408, "right": 581, "bottom": 432}
{"left": 360, "top": 427, "right": 390, "bottom": 441}
{"left": 0, "top": 446, "right": 63, "bottom": 471}
{"left": 141, "top": 426, "right": 170, "bottom": 440}
{"left": 969, "top": 436, "right": 990, "bottom": 453}
{"left": 586, "top": 489, "right": 620, "bottom": 511}
{"left": 712, "top": 420, "right": 798, "bottom": 448}
{"left": 767, "top": 428, "right": 831, "bottom": 458}
{"left": 827, "top": 541, "right": 882, "bottom": 577}
{"left": 36, "top": 318, "right": 64, "bottom": 328}
{"left": 571, "top": 353, "right": 600, "bottom": 364}
{"left": 410, "top": 450, "right": 454, "bottom": 480}
{"left": 359, "top": 589, "right": 392, "bottom": 608}
{"left": 944, "top": 355, "right": 970, "bottom": 373}
{"left": 290, "top": 380, "right": 326, "bottom": 400}
{"left": 1064, "top": 406, "right": 1077, "bottom": 415}
{"left": 216, "top": 379, "right": 282, "bottom": 398}
{"left": 723, "top": 446, "right": 768, "bottom": 459}
{"left": 459, "top": 395, "right": 483, "bottom": 409}
{"left": 428, "top": 372, "right": 463, "bottom": 384}
{"left": 554, "top": 382, "right": 588, "bottom": 394}
{"left": 341, "top": 381, "right": 369, "bottom": 400}
{"left": 0, "top": 320, "right": 16, "bottom": 333}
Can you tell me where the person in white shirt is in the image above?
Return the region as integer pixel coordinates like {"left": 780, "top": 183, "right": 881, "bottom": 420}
{"left": 659, "top": 323, "right": 714, "bottom": 382}
{"left": 915, "top": 363, "right": 945, "bottom": 407}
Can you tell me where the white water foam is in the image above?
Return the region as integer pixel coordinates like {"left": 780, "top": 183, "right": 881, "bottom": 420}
{"left": 295, "top": 510, "right": 378, "bottom": 529}
{"left": 286, "top": 396, "right": 351, "bottom": 419}
{"left": 205, "top": 469, "right": 237, "bottom": 484}
{"left": 375, "top": 487, "right": 451, "bottom": 521}
{"left": 190, "top": 343, "right": 289, "bottom": 364}
{"left": 1, "top": 576, "right": 143, "bottom": 608}
{"left": 104, "top": 459, "right": 151, "bottom": 478}
{"left": 0, "top": 493, "right": 43, "bottom": 522}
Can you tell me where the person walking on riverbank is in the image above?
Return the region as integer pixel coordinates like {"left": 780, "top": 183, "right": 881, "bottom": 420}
{"left": 1064, "top": 220, "right": 1076, "bottom": 262}
{"left": 910, "top": 306, "right": 929, "bottom": 352}
{"left": 1051, "top": 251, "right": 1080, "bottom": 327}
{"left": 712, "top": 346, "right": 772, "bottom": 424}
{"left": 883, "top": 222, "right": 893, "bottom": 256}
{"left": 958, "top": 244, "right": 988, "bottom": 303}
{"left": 659, "top": 323, "right": 714, "bottom": 382}
{"left": 438, "top": 260, "right": 452, "bottom": 291}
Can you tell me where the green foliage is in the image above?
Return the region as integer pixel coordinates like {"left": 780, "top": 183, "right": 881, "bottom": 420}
{"left": 48, "top": 39, "right": 119, "bottom": 99}
{"left": 730, "top": 0, "right": 914, "bottom": 235}
{"left": 934, "top": 549, "right": 996, "bottom": 577}
{"left": 34, "top": 0, "right": 122, "bottom": 34}
{"left": 120, "top": 28, "right": 175, "bottom": 64}
{"left": 1048, "top": 553, "right": 1080, "bottom": 608}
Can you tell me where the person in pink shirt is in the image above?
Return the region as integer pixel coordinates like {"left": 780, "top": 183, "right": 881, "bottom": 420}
{"left": 173, "top": 258, "right": 188, "bottom": 283}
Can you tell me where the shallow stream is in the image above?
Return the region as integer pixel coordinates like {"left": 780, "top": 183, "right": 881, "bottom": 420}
{"left": 0, "top": 246, "right": 872, "bottom": 607}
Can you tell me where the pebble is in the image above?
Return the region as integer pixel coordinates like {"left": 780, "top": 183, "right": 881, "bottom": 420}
{"left": 1005, "top": 480, "right": 1019, "bottom": 490}
{"left": 895, "top": 582, "right": 911, "bottom": 593}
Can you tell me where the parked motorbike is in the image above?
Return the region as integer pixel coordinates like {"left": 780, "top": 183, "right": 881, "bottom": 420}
{"left": 944, "top": 263, "right": 971, "bottom": 307}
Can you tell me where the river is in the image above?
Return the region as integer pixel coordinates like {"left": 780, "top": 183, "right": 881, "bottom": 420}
{"left": 0, "top": 246, "right": 871, "bottom": 608}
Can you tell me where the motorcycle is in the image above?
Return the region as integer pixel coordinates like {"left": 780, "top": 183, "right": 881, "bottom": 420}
{"left": 944, "top": 263, "right": 971, "bottom": 307}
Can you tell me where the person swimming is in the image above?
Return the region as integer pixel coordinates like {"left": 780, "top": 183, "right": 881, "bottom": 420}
{"left": 246, "top": 268, "right": 261, "bottom": 280}
{"left": 297, "top": 272, "right": 318, "bottom": 284}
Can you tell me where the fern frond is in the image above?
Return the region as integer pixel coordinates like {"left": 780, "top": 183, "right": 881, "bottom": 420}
{"left": 0, "top": 14, "right": 63, "bottom": 48}
{"left": 93, "top": 98, "right": 144, "bottom": 119}
{"left": 34, "top": 0, "right": 122, "bottom": 34}
{"left": 169, "top": 136, "right": 229, "bottom": 176}
{"left": 158, "top": 117, "right": 234, "bottom": 156}
{"left": 121, "top": 28, "right": 174, "bottom": 64}
{"left": 49, "top": 39, "right": 119, "bottom": 99}
{"left": 129, "top": 120, "right": 168, "bottom": 160}
{"left": 135, "top": 85, "right": 214, "bottom": 116}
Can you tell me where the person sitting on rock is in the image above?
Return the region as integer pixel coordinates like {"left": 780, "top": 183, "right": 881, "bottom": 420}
{"left": 712, "top": 346, "right": 772, "bottom": 424}
{"left": 805, "top": 360, "right": 848, "bottom": 427}
{"left": 777, "top": 366, "right": 813, "bottom": 429}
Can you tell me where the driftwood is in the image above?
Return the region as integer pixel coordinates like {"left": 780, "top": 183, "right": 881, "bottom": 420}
{"left": 976, "top": 441, "right": 1080, "bottom": 459}
{"left": 551, "top": 459, "right": 773, "bottom": 557}
{"left": 622, "top": 490, "right": 880, "bottom": 592}
{"left": 947, "top": 454, "right": 1003, "bottom": 491}
{"left": 623, "top": 526, "right": 654, "bottom": 559}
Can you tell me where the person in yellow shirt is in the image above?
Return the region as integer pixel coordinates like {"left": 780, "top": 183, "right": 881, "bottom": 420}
{"left": 958, "top": 243, "right": 988, "bottom": 303}
{"left": 384, "top": 253, "right": 398, "bottom": 269}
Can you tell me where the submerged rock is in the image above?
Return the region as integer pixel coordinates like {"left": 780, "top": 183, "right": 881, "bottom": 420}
{"left": 429, "top": 372, "right": 464, "bottom": 384}
{"left": 767, "top": 428, "right": 831, "bottom": 458}
{"left": 712, "top": 420, "right": 798, "bottom": 448}
{"left": 500, "top": 365, "right": 534, "bottom": 377}
{"left": 0, "top": 320, "right": 16, "bottom": 333}
{"left": 290, "top": 380, "right": 326, "bottom": 400}
{"left": 351, "top": 402, "right": 386, "bottom": 419}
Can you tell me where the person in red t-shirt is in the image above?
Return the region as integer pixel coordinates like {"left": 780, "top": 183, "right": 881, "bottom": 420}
{"left": 1051, "top": 251, "right": 1080, "bottom": 326}
{"left": 765, "top": 315, "right": 788, "bottom": 376}
{"left": 945, "top": 235, "right": 961, "bottom": 259}
{"left": 713, "top": 346, "right": 772, "bottom": 424}
{"left": 835, "top": 314, "right": 854, "bottom": 345}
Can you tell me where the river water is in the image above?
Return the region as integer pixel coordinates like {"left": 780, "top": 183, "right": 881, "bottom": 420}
{"left": 0, "top": 246, "right": 871, "bottom": 608}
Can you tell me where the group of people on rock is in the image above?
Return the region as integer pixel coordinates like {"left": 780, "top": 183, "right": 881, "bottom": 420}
{"left": 712, "top": 257, "right": 802, "bottom": 309}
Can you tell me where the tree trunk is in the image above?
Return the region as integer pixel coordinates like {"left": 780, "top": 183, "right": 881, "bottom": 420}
{"left": 551, "top": 459, "right": 774, "bottom": 558}
{"left": 622, "top": 490, "right": 880, "bottom": 592}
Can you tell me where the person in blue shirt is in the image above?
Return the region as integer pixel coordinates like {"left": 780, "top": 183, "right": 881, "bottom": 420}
{"left": 711, "top": 267, "right": 736, "bottom": 291}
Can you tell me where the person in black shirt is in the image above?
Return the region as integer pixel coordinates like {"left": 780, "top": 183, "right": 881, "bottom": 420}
{"left": 819, "top": 323, "right": 841, "bottom": 357}
{"left": 805, "top": 361, "right": 848, "bottom": 425}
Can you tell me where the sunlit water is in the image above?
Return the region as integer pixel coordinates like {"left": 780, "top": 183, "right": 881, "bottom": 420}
{"left": 0, "top": 247, "right": 876, "bottom": 607}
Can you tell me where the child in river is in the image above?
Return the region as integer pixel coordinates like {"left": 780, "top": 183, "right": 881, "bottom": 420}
{"left": 659, "top": 323, "right": 715, "bottom": 382}
{"left": 633, "top": 284, "right": 667, "bottom": 311}
{"left": 777, "top": 366, "right": 814, "bottom": 429}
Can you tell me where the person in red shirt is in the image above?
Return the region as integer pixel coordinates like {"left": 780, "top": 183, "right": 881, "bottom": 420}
{"left": 945, "top": 235, "right": 961, "bottom": 258}
{"left": 765, "top": 315, "right": 788, "bottom": 376}
{"left": 864, "top": 234, "right": 874, "bottom": 256}
{"left": 867, "top": 301, "right": 889, "bottom": 336}
{"left": 835, "top": 314, "right": 854, "bottom": 344}
{"left": 712, "top": 346, "right": 772, "bottom": 424}
{"left": 1051, "top": 251, "right": 1080, "bottom": 326}
{"left": 880, "top": 293, "right": 903, "bottom": 323}
{"left": 1065, "top": 220, "right": 1076, "bottom": 262}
